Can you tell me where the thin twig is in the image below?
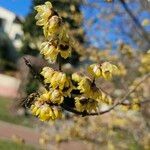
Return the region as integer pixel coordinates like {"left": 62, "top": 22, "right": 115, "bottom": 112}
{"left": 23, "top": 57, "right": 49, "bottom": 90}
{"left": 119, "top": 0, "right": 150, "bottom": 44}
{"left": 57, "top": 54, "right": 62, "bottom": 71}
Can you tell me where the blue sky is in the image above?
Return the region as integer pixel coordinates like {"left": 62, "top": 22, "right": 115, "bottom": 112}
{"left": 0, "top": 0, "right": 31, "bottom": 16}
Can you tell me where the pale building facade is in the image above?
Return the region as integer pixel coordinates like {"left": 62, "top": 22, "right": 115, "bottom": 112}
{"left": 0, "top": 7, "right": 23, "bottom": 49}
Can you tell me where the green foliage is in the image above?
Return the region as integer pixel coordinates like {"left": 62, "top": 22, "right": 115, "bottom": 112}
{"left": 0, "top": 140, "right": 37, "bottom": 150}
{"left": 25, "top": 79, "right": 39, "bottom": 95}
{"left": 0, "top": 31, "right": 19, "bottom": 70}
{"left": 0, "top": 97, "right": 33, "bottom": 127}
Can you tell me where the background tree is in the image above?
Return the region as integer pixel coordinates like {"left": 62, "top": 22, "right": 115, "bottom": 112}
{"left": 81, "top": 0, "right": 150, "bottom": 50}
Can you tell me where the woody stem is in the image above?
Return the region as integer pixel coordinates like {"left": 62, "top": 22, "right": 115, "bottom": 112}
{"left": 57, "top": 53, "right": 62, "bottom": 71}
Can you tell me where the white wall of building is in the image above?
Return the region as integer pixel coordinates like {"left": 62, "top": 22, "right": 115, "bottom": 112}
{"left": 0, "top": 7, "right": 23, "bottom": 49}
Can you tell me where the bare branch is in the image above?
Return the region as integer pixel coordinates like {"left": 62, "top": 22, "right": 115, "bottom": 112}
{"left": 23, "top": 57, "right": 49, "bottom": 90}
{"left": 119, "top": 0, "right": 150, "bottom": 45}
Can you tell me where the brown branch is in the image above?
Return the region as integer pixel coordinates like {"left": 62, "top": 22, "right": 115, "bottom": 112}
{"left": 23, "top": 57, "right": 41, "bottom": 79}
{"left": 23, "top": 57, "right": 50, "bottom": 90}
{"left": 57, "top": 53, "right": 62, "bottom": 71}
{"left": 121, "top": 99, "right": 150, "bottom": 106}
{"left": 63, "top": 73, "right": 150, "bottom": 116}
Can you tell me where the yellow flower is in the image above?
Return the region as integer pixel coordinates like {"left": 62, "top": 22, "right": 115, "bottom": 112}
{"left": 43, "top": 15, "right": 62, "bottom": 38}
{"left": 41, "top": 68, "right": 73, "bottom": 97}
{"left": 34, "top": 88, "right": 64, "bottom": 104}
{"left": 87, "top": 64, "right": 101, "bottom": 78}
{"left": 139, "top": 51, "right": 150, "bottom": 73}
{"left": 74, "top": 76, "right": 101, "bottom": 100}
{"left": 40, "top": 37, "right": 71, "bottom": 63}
{"left": 77, "top": 77, "right": 91, "bottom": 93}
{"left": 58, "top": 30, "right": 72, "bottom": 59}
{"left": 61, "top": 77, "right": 74, "bottom": 97}
{"left": 38, "top": 90, "right": 51, "bottom": 102}
{"left": 30, "top": 101, "right": 42, "bottom": 116}
{"left": 120, "top": 105, "right": 130, "bottom": 111}
{"left": 97, "top": 92, "right": 112, "bottom": 105}
{"left": 72, "top": 73, "right": 83, "bottom": 82}
{"left": 88, "top": 62, "right": 118, "bottom": 80}
{"left": 30, "top": 102, "right": 62, "bottom": 121}
{"left": 53, "top": 107, "right": 62, "bottom": 119}
{"left": 55, "top": 134, "right": 63, "bottom": 143}
{"left": 39, "top": 104, "right": 54, "bottom": 121}
{"left": 35, "top": 2, "right": 72, "bottom": 61}
{"left": 41, "top": 67, "right": 55, "bottom": 83}
{"left": 75, "top": 96, "right": 98, "bottom": 113}
{"left": 50, "top": 71, "right": 67, "bottom": 89}
{"left": 50, "top": 89, "right": 64, "bottom": 104}
{"left": 141, "top": 51, "right": 150, "bottom": 64}
{"left": 59, "top": 49, "right": 71, "bottom": 59}
{"left": 88, "top": 85, "right": 102, "bottom": 101}
{"left": 40, "top": 41, "right": 59, "bottom": 63}
{"left": 101, "top": 62, "right": 118, "bottom": 80}
{"left": 34, "top": 2, "right": 53, "bottom": 26}
{"left": 131, "top": 98, "right": 141, "bottom": 111}
{"left": 132, "top": 103, "right": 140, "bottom": 111}
{"left": 142, "top": 19, "right": 150, "bottom": 26}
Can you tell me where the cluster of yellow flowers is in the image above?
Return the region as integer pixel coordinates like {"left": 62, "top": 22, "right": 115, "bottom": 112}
{"left": 75, "top": 97, "right": 98, "bottom": 113}
{"left": 88, "top": 62, "right": 118, "bottom": 80}
{"left": 31, "top": 99, "right": 62, "bottom": 121}
{"left": 72, "top": 74, "right": 101, "bottom": 99}
{"left": 72, "top": 62, "right": 118, "bottom": 112}
{"left": 30, "top": 1, "right": 74, "bottom": 121}
{"left": 29, "top": 1, "right": 119, "bottom": 121}
{"left": 139, "top": 50, "right": 150, "bottom": 74}
{"left": 41, "top": 67, "right": 73, "bottom": 97}
{"left": 30, "top": 65, "right": 75, "bottom": 121}
{"left": 35, "top": 1, "right": 72, "bottom": 63}
{"left": 72, "top": 71, "right": 113, "bottom": 112}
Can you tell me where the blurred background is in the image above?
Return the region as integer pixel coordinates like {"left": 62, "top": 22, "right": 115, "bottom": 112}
{"left": 0, "top": 0, "right": 150, "bottom": 149}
